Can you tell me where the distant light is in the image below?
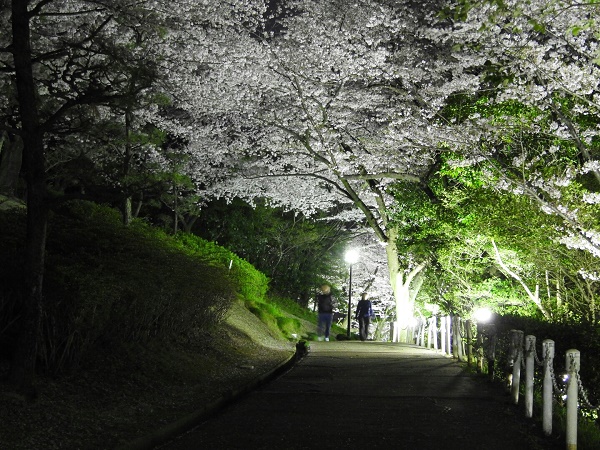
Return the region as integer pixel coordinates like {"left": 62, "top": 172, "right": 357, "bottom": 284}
{"left": 473, "top": 307, "right": 493, "bottom": 323}
{"left": 425, "top": 303, "right": 439, "bottom": 314}
{"left": 345, "top": 249, "right": 359, "bottom": 264}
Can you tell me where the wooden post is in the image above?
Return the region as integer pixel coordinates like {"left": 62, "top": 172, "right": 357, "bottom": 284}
{"left": 566, "top": 349, "right": 580, "bottom": 450}
{"left": 542, "top": 339, "right": 555, "bottom": 436}
{"left": 524, "top": 335, "right": 536, "bottom": 418}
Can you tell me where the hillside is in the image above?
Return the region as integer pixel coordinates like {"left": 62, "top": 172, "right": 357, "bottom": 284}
{"left": 0, "top": 297, "right": 299, "bottom": 450}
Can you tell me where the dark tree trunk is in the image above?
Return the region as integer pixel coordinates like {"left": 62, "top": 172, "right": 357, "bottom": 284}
{"left": 0, "top": 134, "right": 23, "bottom": 196}
{"left": 298, "top": 290, "right": 309, "bottom": 308}
{"left": 9, "top": 0, "right": 48, "bottom": 395}
{"left": 122, "top": 110, "right": 133, "bottom": 225}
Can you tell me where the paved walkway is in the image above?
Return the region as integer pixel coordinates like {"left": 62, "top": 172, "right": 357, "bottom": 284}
{"left": 160, "top": 342, "right": 562, "bottom": 450}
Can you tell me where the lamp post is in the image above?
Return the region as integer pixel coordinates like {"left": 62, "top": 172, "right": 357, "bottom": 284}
{"left": 345, "top": 249, "right": 359, "bottom": 339}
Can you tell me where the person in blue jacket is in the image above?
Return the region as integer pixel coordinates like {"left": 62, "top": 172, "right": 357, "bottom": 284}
{"left": 355, "top": 292, "right": 374, "bottom": 341}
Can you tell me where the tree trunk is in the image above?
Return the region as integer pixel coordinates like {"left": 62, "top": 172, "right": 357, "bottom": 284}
{"left": 122, "top": 111, "right": 133, "bottom": 225}
{"left": 0, "top": 133, "right": 23, "bottom": 196}
{"left": 122, "top": 196, "right": 133, "bottom": 225}
{"left": 384, "top": 225, "right": 427, "bottom": 342}
{"left": 297, "top": 290, "right": 310, "bottom": 308}
{"left": 9, "top": 0, "right": 48, "bottom": 395}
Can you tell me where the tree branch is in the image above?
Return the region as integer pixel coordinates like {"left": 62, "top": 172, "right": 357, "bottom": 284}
{"left": 491, "top": 239, "right": 550, "bottom": 319}
{"left": 341, "top": 172, "right": 421, "bottom": 183}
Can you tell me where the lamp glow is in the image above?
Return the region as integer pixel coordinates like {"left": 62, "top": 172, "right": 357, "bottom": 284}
{"left": 345, "top": 249, "right": 359, "bottom": 264}
{"left": 473, "top": 307, "right": 492, "bottom": 323}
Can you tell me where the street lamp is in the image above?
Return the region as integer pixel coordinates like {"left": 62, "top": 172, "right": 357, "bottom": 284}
{"left": 345, "top": 249, "right": 359, "bottom": 339}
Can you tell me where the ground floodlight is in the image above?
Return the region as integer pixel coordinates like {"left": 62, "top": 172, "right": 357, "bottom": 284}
{"left": 473, "top": 307, "right": 493, "bottom": 323}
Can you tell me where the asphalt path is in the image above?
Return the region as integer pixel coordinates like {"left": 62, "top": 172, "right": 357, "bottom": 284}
{"left": 160, "top": 341, "right": 562, "bottom": 450}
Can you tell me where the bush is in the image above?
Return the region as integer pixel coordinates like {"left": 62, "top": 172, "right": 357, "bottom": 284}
{"left": 244, "top": 297, "right": 304, "bottom": 340}
{"left": 173, "top": 233, "right": 269, "bottom": 303}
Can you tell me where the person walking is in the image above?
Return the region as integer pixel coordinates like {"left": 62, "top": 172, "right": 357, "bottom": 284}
{"left": 316, "top": 284, "right": 335, "bottom": 341}
{"left": 355, "top": 292, "right": 374, "bottom": 341}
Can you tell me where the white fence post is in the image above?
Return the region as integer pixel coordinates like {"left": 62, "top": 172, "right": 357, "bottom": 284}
{"left": 427, "top": 318, "right": 432, "bottom": 348}
{"left": 432, "top": 316, "right": 438, "bottom": 350}
{"left": 542, "top": 339, "right": 555, "bottom": 436}
{"left": 510, "top": 330, "right": 524, "bottom": 405}
{"left": 465, "top": 319, "right": 473, "bottom": 365}
{"left": 440, "top": 316, "right": 446, "bottom": 354}
{"left": 524, "top": 335, "right": 536, "bottom": 418}
{"left": 446, "top": 316, "right": 452, "bottom": 356}
{"left": 566, "top": 349, "right": 580, "bottom": 450}
{"left": 452, "top": 316, "right": 459, "bottom": 358}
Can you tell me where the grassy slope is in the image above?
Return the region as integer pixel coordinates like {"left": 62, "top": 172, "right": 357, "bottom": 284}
{"left": 0, "top": 297, "right": 299, "bottom": 450}
{"left": 0, "top": 199, "right": 332, "bottom": 449}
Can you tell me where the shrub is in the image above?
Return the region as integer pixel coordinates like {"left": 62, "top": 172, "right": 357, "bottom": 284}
{"left": 173, "top": 233, "right": 269, "bottom": 303}
{"left": 276, "top": 316, "right": 301, "bottom": 337}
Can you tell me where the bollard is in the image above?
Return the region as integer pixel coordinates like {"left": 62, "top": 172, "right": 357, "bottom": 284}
{"left": 566, "top": 349, "right": 580, "bottom": 450}
{"left": 542, "top": 339, "right": 554, "bottom": 436}
{"left": 524, "top": 335, "right": 536, "bottom": 418}
{"left": 446, "top": 316, "right": 452, "bottom": 356}
{"left": 509, "top": 330, "right": 524, "bottom": 404}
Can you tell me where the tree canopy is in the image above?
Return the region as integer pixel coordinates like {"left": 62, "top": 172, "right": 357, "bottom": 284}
{"left": 2, "top": 0, "right": 600, "bottom": 383}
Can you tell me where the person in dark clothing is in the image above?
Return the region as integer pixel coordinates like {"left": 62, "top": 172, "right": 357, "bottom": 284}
{"left": 316, "top": 284, "right": 335, "bottom": 341}
{"left": 355, "top": 292, "right": 374, "bottom": 341}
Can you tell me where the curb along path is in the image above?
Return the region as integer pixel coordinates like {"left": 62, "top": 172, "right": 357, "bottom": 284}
{"left": 160, "top": 342, "right": 562, "bottom": 450}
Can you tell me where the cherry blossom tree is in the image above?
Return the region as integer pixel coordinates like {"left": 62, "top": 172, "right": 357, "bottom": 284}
{"left": 0, "top": 0, "right": 268, "bottom": 390}
{"left": 439, "top": 0, "right": 600, "bottom": 248}
{"left": 429, "top": 0, "right": 600, "bottom": 317}
{"left": 176, "top": 0, "right": 485, "bottom": 339}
